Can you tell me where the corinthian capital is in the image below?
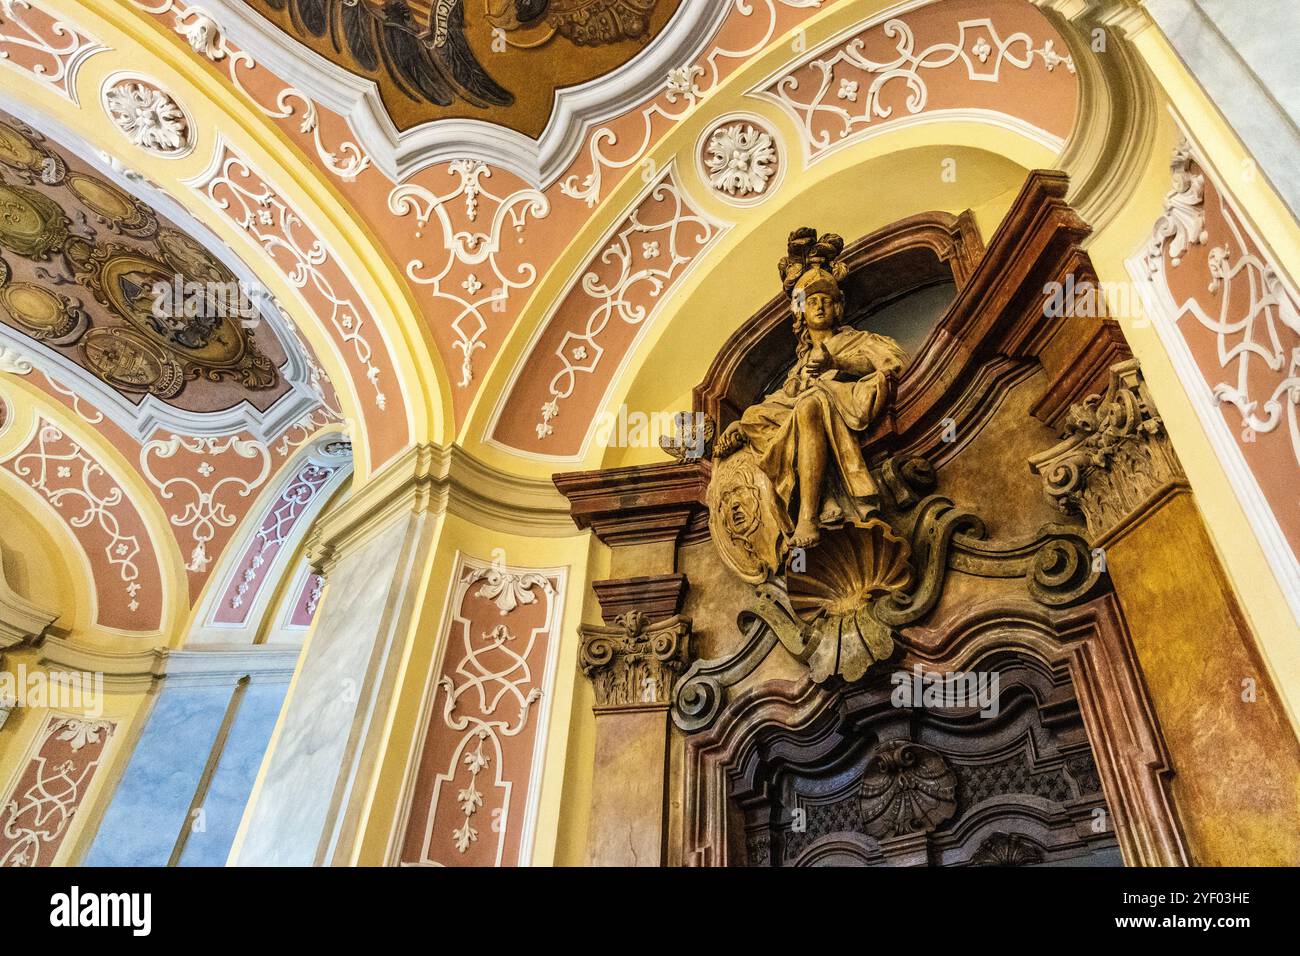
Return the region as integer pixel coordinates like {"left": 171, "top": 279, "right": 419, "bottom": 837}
{"left": 1029, "top": 359, "right": 1184, "bottom": 539}
{"left": 579, "top": 610, "right": 692, "bottom": 709}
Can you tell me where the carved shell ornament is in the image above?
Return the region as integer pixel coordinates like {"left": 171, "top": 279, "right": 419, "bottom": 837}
{"left": 858, "top": 741, "right": 957, "bottom": 839}
{"left": 786, "top": 521, "right": 913, "bottom": 683}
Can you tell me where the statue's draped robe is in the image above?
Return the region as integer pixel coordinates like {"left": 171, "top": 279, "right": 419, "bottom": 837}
{"left": 733, "top": 327, "right": 906, "bottom": 525}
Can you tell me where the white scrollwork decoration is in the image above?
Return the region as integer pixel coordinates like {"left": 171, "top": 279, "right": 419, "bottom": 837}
{"left": 1182, "top": 220, "right": 1300, "bottom": 466}
{"left": 127, "top": 0, "right": 371, "bottom": 180}
{"left": 560, "top": 0, "right": 823, "bottom": 207}
{"left": 229, "top": 462, "right": 336, "bottom": 609}
{"left": 537, "top": 169, "right": 724, "bottom": 438}
{"left": 389, "top": 161, "right": 549, "bottom": 386}
{"left": 140, "top": 433, "right": 272, "bottom": 572}
{"left": 10, "top": 421, "right": 143, "bottom": 611}
{"left": 1142, "top": 140, "right": 1208, "bottom": 275}
{"left": 432, "top": 564, "right": 553, "bottom": 857}
{"left": 196, "top": 147, "right": 388, "bottom": 411}
{"left": 0, "top": 717, "right": 114, "bottom": 868}
{"left": 0, "top": 0, "right": 105, "bottom": 104}
{"left": 765, "top": 17, "right": 1074, "bottom": 157}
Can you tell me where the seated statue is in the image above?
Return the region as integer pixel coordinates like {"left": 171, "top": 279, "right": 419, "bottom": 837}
{"left": 710, "top": 228, "right": 907, "bottom": 580}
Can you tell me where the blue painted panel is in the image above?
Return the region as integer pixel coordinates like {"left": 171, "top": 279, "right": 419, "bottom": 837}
{"left": 178, "top": 680, "right": 287, "bottom": 867}
{"left": 83, "top": 684, "right": 232, "bottom": 867}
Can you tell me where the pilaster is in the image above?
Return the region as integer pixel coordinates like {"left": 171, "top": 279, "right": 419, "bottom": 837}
{"left": 1031, "top": 359, "right": 1300, "bottom": 865}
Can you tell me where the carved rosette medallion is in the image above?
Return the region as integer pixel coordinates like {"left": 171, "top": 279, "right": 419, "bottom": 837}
{"left": 102, "top": 77, "right": 193, "bottom": 158}
{"left": 858, "top": 741, "right": 957, "bottom": 840}
{"left": 580, "top": 609, "right": 692, "bottom": 708}
{"left": 1029, "top": 359, "right": 1184, "bottom": 539}
{"left": 697, "top": 115, "right": 783, "bottom": 206}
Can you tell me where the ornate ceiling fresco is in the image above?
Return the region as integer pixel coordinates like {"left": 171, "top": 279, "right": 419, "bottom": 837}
{"left": 0, "top": 111, "right": 290, "bottom": 415}
{"left": 0, "top": 91, "right": 347, "bottom": 636}
{"left": 244, "top": 0, "right": 683, "bottom": 134}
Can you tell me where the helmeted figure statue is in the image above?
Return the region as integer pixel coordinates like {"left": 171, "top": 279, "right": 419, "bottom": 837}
{"left": 710, "top": 228, "right": 908, "bottom": 582}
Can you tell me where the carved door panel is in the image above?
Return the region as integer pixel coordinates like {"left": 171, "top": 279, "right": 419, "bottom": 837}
{"left": 730, "top": 662, "right": 1121, "bottom": 867}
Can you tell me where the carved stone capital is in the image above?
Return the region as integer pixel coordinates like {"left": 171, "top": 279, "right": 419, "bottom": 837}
{"left": 579, "top": 611, "right": 692, "bottom": 710}
{"left": 1029, "top": 359, "right": 1184, "bottom": 540}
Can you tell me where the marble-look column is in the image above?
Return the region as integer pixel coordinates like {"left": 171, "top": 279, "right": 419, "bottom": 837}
{"left": 555, "top": 460, "right": 707, "bottom": 864}
{"left": 579, "top": 609, "right": 691, "bottom": 866}
{"left": 1030, "top": 359, "right": 1300, "bottom": 865}
{"left": 231, "top": 452, "right": 439, "bottom": 867}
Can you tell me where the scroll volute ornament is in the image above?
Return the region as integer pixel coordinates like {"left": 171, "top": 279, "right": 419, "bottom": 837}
{"left": 579, "top": 610, "right": 691, "bottom": 708}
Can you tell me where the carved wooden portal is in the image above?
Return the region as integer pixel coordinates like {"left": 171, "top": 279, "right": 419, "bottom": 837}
{"left": 557, "top": 170, "right": 1291, "bottom": 867}
{"left": 676, "top": 596, "right": 1181, "bottom": 866}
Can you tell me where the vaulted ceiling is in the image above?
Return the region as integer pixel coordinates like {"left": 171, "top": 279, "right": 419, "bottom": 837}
{"left": 0, "top": 109, "right": 296, "bottom": 416}
{"left": 0, "top": 0, "right": 1171, "bottom": 645}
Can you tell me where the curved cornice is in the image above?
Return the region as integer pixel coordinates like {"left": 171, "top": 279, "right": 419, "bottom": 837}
{"left": 1043, "top": 2, "right": 1159, "bottom": 236}
{"left": 305, "top": 442, "right": 576, "bottom": 573}
{"left": 186, "top": 0, "right": 736, "bottom": 187}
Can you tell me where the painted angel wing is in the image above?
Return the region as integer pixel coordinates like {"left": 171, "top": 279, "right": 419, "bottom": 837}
{"left": 545, "top": 0, "right": 658, "bottom": 45}
{"left": 264, "top": 0, "right": 512, "bottom": 108}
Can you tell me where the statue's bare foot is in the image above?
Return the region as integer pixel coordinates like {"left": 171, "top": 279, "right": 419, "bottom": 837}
{"left": 791, "top": 517, "right": 821, "bottom": 548}
{"left": 715, "top": 424, "right": 747, "bottom": 459}
{"left": 819, "top": 501, "right": 843, "bottom": 524}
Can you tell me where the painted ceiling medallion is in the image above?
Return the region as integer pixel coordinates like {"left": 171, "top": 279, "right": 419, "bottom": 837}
{"left": 103, "top": 78, "right": 192, "bottom": 157}
{"left": 246, "top": 0, "right": 681, "bottom": 135}
{"left": 699, "top": 115, "right": 781, "bottom": 204}
{"left": 0, "top": 111, "right": 293, "bottom": 418}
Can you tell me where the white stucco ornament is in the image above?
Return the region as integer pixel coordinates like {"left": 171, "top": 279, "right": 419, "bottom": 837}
{"left": 104, "top": 79, "right": 191, "bottom": 156}
{"left": 705, "top": 122, "right": 777, "bottom": 197}
{"left": 698, "top": 116, "right": 783, "bottom": 206}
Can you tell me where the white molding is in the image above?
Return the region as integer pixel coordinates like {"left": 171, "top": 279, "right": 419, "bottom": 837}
{"left": 38, "top": 635, "right": 300, "bottom": 687}
{"left": 187, "top": 0, "right": 736, "bottom": 186}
